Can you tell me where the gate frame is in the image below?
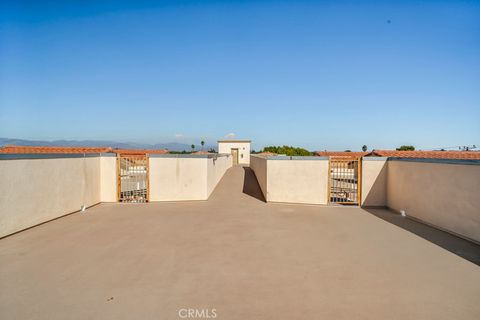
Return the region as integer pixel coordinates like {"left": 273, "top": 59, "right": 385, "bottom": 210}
{"left": 327, "top": 157, "right": 362, "bottom": 206}
{"left": 116, "top": 154, "right": 150, "bottom": 203}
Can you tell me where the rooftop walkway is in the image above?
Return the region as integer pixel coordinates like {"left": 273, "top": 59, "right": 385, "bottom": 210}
{"left": 1, "top": 166, "right": 479, "bottom": 319}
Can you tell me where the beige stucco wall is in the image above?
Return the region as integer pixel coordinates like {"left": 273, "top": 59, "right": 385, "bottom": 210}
{"left": 218, "top": 141, "right": 251, "bottom": 165}
{"left": 206, "top": 155, "right": 232, "bottom": 197}
{"left": 0, "top": 154, "right": 231, "bottom": 238}
{"left": 250, "top": 156, "right": 329, "bottom": 205}
{"left": 0, "top": 156, "right": 101, "bottom": 238}
{"left": 267, "top": 158, "right": 329, "bottom": 204}
{"left": 361, "top": 158, "right": 388, "bottom": 207}
{"left": 149, "top": 155, "right": 231, "bottom": 201}
{"left": 149, "top": 157, "right": 208, "bottom": 201}
{"left": 100, "top": 156, "right": 117, "bottom": 202}
{"left": 250, "top": 155, "right": 268, "bottom": 199}
{"left": 387, "top": 160, "right": 480, "bottom": 243}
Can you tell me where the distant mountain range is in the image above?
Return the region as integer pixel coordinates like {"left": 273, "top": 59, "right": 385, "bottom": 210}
{"left": 0, "top": 138, "right": 216, "bottom": 152}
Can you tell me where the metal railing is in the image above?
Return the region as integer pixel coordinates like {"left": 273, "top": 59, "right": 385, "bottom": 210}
{"left": 329, "top": 158, "right": 361, "bottom": 205}
{"left": 117, "top": 155, "right": 149, "bottom": 202}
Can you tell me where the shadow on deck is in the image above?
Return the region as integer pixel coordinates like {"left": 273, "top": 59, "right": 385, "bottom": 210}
{"left": 365, "top": 207, "right": 480, "bottom": 266}
{"left": 242, "top": 167, "right": 266, "bottom": 202}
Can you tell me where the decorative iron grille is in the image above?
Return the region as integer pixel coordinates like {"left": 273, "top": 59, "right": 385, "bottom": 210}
{"left": 329, "top": 158, "right": 361, "bottom": 205}
{"left": 117, "top": 155, "right": 149, "bottom": 203}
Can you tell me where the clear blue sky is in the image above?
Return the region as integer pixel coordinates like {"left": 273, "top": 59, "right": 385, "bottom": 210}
{"left": 1, "top": 0, "right": 479, "bottom": 151}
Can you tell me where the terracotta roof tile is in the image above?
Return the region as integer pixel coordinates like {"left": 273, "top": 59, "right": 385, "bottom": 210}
{"left": 0, "top": 145, "right": 169, "bottom": 155}
{"left": 114, "top": 149, "right": 169, "bottom": 155}
{"left": 315, "top": 150, "right": 480, "bottom": 160}
{"left": 0, "top": 145, "right": 113, "bottom": 154}
{"left": 367, "top": 150, "right": 480, "bottom": 160}
{"left": 315, "top": 151, "right": 367, "bottom": 159}
{"left": 257, "top": 151, "right": 277, "bottom": 156}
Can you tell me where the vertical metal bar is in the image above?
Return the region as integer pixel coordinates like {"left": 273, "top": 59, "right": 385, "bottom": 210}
{"left": 331, "top": 159, "right": 334, "bottom": 203}
{"left": 350, "top": 160, "right": 353, "bottom": 203}
{"left": 333, "top": 159, "right": 336, "bottom": 203}
{"left": 116, "top": 155, "right": 120, "bottom": 202}
{"left": 146, "top": 155, "right": 150, "bottom": 202}
{"left": 336, "top": 160, "right": 339, "bottom": 203}
{"left": 353, "top": 160, "right": 356, "bottom": 203}
{"left": 327, "top": 158, "right": 331, "bottom": 205}
{"left": 358, "top": 158, "right": 362, "bottom": 205}
{"left": 340, "top": 160, "right": 342, "bottom": 202}
{"left": 342, "top": 161, "right": 344, "bottom": 202}
{"left": 332, "top": 160, "right": 335, "bottom": 203}
{"left": 357, "top": 159, "right": 359, "bottom": 204}
{"left": 337, "top": 160, "right": 339, "bottom": 203}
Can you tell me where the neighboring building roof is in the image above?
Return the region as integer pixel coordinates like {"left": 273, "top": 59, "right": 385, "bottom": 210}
{"left": 315, "top": 149, "right": 480, "bottom": 160}
{"left": 366, "top": 150, "right": 480, "bottom": 160}
{"left": 217, "top": 140, "right": 251, "bottom": 143}
{"left": 0, "top": 145, "right": 169, "bottom": 155}
{"left": 315, "top": 151, "right": 367, "bottom": 158}
{"left": 113, "top": 148, "right": 169, "bottom": 155}
{"left": 0, "top": 145, "right": 113, "bottom": 154}
{"left": 256, "top": 151, "right": 277, "bottom": 156}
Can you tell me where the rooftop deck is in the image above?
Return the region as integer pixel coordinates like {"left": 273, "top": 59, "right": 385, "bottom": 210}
{"left": 1, "top": 166, "right": 479, "bottom": 319}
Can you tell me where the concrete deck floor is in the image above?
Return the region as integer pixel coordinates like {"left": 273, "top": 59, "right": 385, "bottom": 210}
{"left": 1, "top": 166, "right": 479, "bottom": 320}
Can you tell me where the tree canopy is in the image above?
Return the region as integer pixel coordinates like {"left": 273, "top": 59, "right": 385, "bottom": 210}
{"left": 262, "top": 145, "right": 312, "bottom": 156}
{"left": 396, "top": 145, "right": 415, "bottom": 151}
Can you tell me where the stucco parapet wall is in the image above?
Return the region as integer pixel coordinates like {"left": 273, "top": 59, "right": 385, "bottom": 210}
{"left": 217, "top": 140, "right": 251, "bottom": 143}
{"left": 251, "top": 155, "right": 328, "bottom": 161}
{"left": 362, "top": 157, "right": 388, "bottom": 161}
{"left": 0, "top": 153, "right": 111, "bottom": 160}
{"left": 149, "top": 153, "right": 230, "bottom": 159}
{"left": 387, "top": 157, "right": 480, "bottom": 166}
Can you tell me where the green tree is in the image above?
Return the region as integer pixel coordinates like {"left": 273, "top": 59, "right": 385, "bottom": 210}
{"left": 362, "top": 145, "right": 368, "bottom": 152}
{"left": 191, "top": 144, "right": 195, "bottom": 152}
{"left": 396, "top": 145, "right": 415, "bottom": 151}
{"left": 262, "top": 145, "right": 312, "bottom": 156}
{"left": 201, "top": 140, "right": 205, "bottom": 151}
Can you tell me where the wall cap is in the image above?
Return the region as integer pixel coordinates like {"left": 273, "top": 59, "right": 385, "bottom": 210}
{"left": 362, "top": 157, "right": 388, "bottom": 161}
{"left": 217, "top": 140, "right": 251, "bottom": 143}
{"left": 387, "top": 157, "right": 480, "bottom": 165}
{"left": 0, "top": 153, "right": 104, "bottom": 160}
{"left": 251, "top": 154, "right": 328, "bottom": 160}
{"left": 149, "top": 153, "right": 230, "bottom": 159}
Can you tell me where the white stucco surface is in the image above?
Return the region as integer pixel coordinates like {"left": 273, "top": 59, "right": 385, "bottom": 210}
{"left": 100, "top": 156, "right": 117, "bottom": 202}
{"left": 267, "top": 158, "right": 329, "bottom": 204}
{"left": 387, "top": 160, "right": 480, "bottom": 243}
{"left": 250, "top": 155, "right": 329, "bottom": 204}
{"left": 218, "top": 141, "right": 251, "bottom": 165}
{"left": 206, "top": 155, "right": 232, "bottom": 197}
{"left": 0, "top": 157, "right": 101, "bottom": 238}
{"left": 149, "top": 155, "right": 231, "bottom": 201}
{"left": 149, "top": 157, "right": 208, "bottom": 201}
{"left": 250, "top": 155, "right": 267, "bottom": 198}
{"left": 361, "top": 158, "right": 387, "bottom": 206}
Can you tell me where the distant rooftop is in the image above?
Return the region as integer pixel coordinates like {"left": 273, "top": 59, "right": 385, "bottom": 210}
{"left": 367, "top": 149, "right": 480, "bottom": 160}
{"left": 316, "top": 151, "right": 368, "bottom": 158}
{"left": 256, "top": 151, "right": 278, "bottom": 156}
{"left": 315, "top": 150, "right": 480, "bottom": 160}
{"left": 0, "top": 145, "right": 169, "bottom": 155}
{"left": 217, "top": 139, "right": 251, "bottom": 143}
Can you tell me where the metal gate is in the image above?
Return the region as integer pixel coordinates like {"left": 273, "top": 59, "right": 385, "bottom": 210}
{"left": 117, "top": 155, "right": 149, "bottom": 202}
{"left": 328, "top": 158, "right": 361, "bottom": 205}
